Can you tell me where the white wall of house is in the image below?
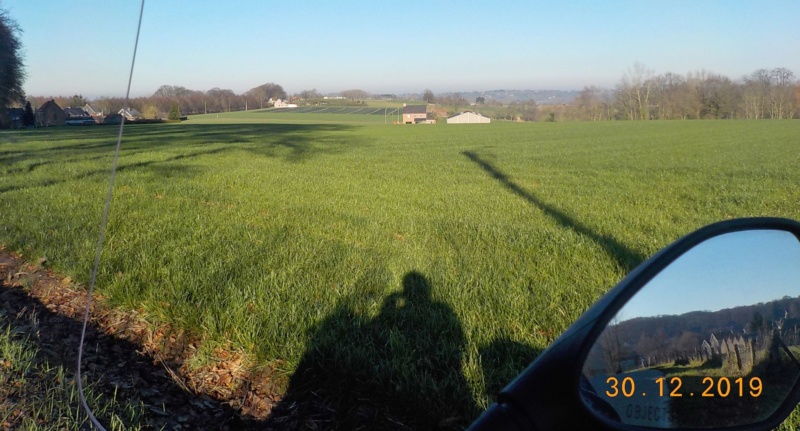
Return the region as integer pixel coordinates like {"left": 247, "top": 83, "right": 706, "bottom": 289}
{"left": 447, "top": 111, "right": 491, "bottom": 124}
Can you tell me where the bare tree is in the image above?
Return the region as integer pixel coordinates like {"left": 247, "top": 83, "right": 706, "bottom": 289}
{"left": 599, "top": 318, "right": 625, "bottom": 373}
{"left": 299, "top": 88, "right": 321, "bottom": 101}
{"left": 651, "top": 72, "right": 686, "bottom": 120}
{"left": 615, "top": 62, "right": 655, "bottom": 120}
{"left": 742, "top": 69, "right": 771, "bottom": 119}
{"left": 341, "top": 89, "right": 369, "bottom": 100}
{"left": 93, "top": 96, "right": 127, "bottom": 115}
{"left": 206, "top": 87, "right": 237, "bottom": 112}
{"left": 573, "top": 86, "right": 608, "bottom": 121}
{"left": 151, "top": 85, "right": 206, "bottom": 114}
{"left": 684, "top": 71, "right": 740, "bottom": 119}
{"left": 769, "top": 68, "right": 796, "bottom": 119}
{"left": 795, "top": 84, "right": 800, "bottom": 119}
{"left": 496, "top": 101, "right": 538, "bottom": 122}
{"left": 154, "top": 85, "right": 178, "bottom": 98}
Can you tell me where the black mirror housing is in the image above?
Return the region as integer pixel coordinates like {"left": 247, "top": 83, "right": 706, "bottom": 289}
{"left": 470, "top": 217, "right": 800, "bottom": 431}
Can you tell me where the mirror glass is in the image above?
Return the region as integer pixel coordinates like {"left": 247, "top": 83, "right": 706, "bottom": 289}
{"left": 581, "top": 229, "right": 800, "bottom": 429}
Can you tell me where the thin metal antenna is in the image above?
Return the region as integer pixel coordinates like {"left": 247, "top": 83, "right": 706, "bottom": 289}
{"left": 77, "top": 1, "right": 145, "bottom": 429}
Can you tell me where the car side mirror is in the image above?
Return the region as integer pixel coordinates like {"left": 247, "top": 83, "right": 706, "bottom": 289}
{"left": 469, "top": 218, "right": 800, "bottom": 431}
{"left": 582, "top": 228, "right": 800, "bottom": 429}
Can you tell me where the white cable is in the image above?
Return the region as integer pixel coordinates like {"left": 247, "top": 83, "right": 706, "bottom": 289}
{"left": 77, "top": 1, "right": 145, "bottom": 429}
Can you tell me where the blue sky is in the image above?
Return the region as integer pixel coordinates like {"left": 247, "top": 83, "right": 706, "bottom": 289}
{"left": 4, "top": 1, "right": 800, "bottom": 98}
{"left": 617, "top": 230, "right": 800, "bottom": 321}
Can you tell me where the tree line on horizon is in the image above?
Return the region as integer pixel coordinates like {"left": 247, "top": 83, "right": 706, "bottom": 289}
{"left": 13, "top": 64, "right": 800, "bottom": 123}
{"left": 21, "top": 84, "right": 392, "bottom": 120}
{"left": 568, "top": 63, "right": 799, "bottom": 121}
{"left": 600, "top": 294, "right": 800, "bottom": 370}
{"left": 24, "top": 82, "right": 288, "bottom": 120}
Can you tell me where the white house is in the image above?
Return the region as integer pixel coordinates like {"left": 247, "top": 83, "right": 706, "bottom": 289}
{"left": 272, "top": 99, "right": 297, "bottom": 108}
{"left": 447, "top": 111, "right": 491, "bottom": 124}
{"left": 118, "top": 108, "right": 142, "bottom": 121}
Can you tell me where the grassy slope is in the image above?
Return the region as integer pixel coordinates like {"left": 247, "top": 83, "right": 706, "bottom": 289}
{"left": 1, "top": 120, "right": 800, "bottom": 427}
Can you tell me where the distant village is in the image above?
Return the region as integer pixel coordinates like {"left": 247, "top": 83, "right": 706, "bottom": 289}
{"left": 0, "top": 97, "right": 494, "bottom": 129}
{"left": 1, "top": 99, "right": 146, "bottom": 129}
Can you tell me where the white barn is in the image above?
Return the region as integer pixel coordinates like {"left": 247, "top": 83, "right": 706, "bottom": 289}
{"left": 447, "top": 111, "right": 490, "bottom": 124}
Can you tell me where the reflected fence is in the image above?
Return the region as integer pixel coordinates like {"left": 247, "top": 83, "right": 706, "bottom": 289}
{"left": 586, "top": 321, "right": 800, "bottom": 378}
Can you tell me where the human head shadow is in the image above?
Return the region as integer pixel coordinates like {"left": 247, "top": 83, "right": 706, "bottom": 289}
{"left": 0, "top": 283, "right": 257, "bottom": 429}
{"left": 266, "top": 270, "right": 479, "bottom": 430}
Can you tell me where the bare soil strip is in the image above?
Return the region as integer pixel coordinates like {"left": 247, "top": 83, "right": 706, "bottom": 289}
{"left": 0, "top": 246, "right": 283, "bottom": 429}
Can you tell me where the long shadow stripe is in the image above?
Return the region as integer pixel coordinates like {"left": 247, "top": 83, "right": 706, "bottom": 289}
{"left": 0, "top": 146, "right": 230, "bottom": 195}
{"left": 462, "top": 150, "right": 645, "bottom": 272}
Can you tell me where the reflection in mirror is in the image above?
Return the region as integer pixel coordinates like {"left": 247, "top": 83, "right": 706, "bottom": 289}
{"left": 581, "top": 230, "right": 800, "bottom": 429}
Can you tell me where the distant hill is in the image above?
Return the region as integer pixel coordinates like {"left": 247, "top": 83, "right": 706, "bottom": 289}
{"left": 448, "top": 89, "right": 581, "bottom": 105}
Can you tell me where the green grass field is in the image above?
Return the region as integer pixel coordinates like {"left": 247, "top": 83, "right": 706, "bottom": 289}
{"left": 2, "top": 120, "right": 800, "bottom": 428}
{"left": 189, "top": 106, "right": 408, "bottom": 124}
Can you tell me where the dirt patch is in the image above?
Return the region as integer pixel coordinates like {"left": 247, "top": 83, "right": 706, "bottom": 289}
{"left": 0, "top": 245, "right": 285, "bottom": 429}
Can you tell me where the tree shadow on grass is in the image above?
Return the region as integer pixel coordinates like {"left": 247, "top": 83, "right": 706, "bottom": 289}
{"left": 265, "top": 270, "right": 478, "bottom": 430}
{"left": 1, "top": 123, "right": 360, "bottom": 165}
{"left": 0, "top": 146, "right": 227, "bottom": 195}
{"left": 118, "top": 123, "right": 361, "bottom": 163}
{"left": 461, "top": 150, "right": 646, "bottom": 272}
{"left": 1, "top": 123, "right": 363, "bottom": 195}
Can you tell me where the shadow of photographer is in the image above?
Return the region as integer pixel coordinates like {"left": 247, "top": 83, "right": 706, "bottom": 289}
{"left": 266, "top": 270, "right": 477, "bottom": 430}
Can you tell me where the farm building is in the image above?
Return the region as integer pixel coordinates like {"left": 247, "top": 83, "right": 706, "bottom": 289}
{"left": 447, "top": 111, "right": 490, "bottom": 124}
{"left": 272, "top": 99, "right": 297, "bottom": 108}
{"left": 36, "top": 100, "right": 66, "bottom": 127}
{"left": 63, "top": 107, "right": 88, "bottom": 118}
{"left": 103, "top": 113, "right": 123, "bottom": 125}
{"left": 83, "top": 104, "right": 105, "bottom": 123}
{"left": 63, "top": 107, "right": 96, "bottom": 125}
{"left": 0, "top": 108, "right": 25, "bottom": 129}
{"left": 402, "top": 105, "right": 428, "bottom": 124}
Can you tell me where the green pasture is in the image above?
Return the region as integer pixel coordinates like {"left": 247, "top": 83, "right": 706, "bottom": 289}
{"left": 363, "top": 99, "right": 414, "bottom": 109}
{"left": 190, "top": 106, "right": 407, "bottom": 124}
{"left": 1, "top": 120, "right": 800, "bottom": 428}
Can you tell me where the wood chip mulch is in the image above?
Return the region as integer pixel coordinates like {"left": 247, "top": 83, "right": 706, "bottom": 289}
{"left": 0, "top": 246, "right": 290, "bottom": 430}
